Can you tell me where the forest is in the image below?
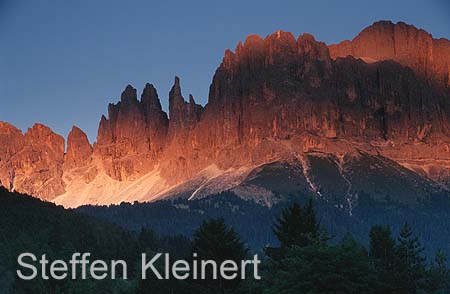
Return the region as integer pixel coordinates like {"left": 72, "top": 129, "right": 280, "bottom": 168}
{"left": 1, "top": 187, "right": 449, "bottom": 293}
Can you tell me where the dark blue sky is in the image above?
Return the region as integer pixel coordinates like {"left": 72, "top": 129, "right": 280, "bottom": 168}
{"left": 1, "top": 0, "right": 449, "bottom": 142}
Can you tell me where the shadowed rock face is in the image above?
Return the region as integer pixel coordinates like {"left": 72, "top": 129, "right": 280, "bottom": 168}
{"left": 329, "top": 20, "right": 450, "bottom": 88}
{"left": 1, "top": 20, "right": 450, "bottom": 204}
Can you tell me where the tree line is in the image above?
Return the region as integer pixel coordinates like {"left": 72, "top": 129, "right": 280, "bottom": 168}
{"left": 1, "top": 187, "right": 449, "bottom": 293}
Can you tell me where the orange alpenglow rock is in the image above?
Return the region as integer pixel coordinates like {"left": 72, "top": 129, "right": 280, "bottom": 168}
{"left": 95, "top": 84, "right": 169, "bottom": 181}
{"left": 168, "top": 76, "right": 203, "bottom": 139}
{"left": 0, "top": 122, "right": 25, "bottom": 192}
{"left": 64, "top": 126, "right": 92, "bottom": 169}
{"left": 0, "top": 123, "right": 65, "bottom": 200}
{"left": 329, "top": 20, "right": 450, "bottom": 88}
{"left": 1, "top": 20, "right": 450, "bottom": 206}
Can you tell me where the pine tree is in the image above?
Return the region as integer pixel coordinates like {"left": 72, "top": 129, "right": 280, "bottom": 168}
{"left": 191, "top": 218, "right": 248, "bottom": 294}
{"left": 393, "top": 223, "right": 427, "bottom": 293}
{"left": 262, "top": 223, "right": 377, "bottom": 293}
{"left": 369, "top": 225, "right": 395, "bottom": 263}
{"left": 369, "top": 225, "right": 397, "bottom": 293}
{"left": 426, "top": 250, "right": 450, "bottom": 293}
{"left": 273, "top": 200, "right": 323, "bottom": 250}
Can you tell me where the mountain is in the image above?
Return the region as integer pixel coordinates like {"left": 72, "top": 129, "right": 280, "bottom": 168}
{"left": 329, "top": 20, "right": 450, "bottom": 88}
{"left": 0, "top": 122, "right": 65, "bottom": 200}
{"left": 1, "top": 20, "right": 450, "bottom": 210}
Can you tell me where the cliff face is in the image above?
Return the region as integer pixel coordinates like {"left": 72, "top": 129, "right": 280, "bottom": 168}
{"left": 168, "top": 77, "right": 203, "bottom": 138}
{"left": 159, "top": 26, "right": 450, "bottom": 183}
{"left": 1, "top": 20, "right": 450, "bottom": 205}
{"left": 0, "top": 123, "right": 65, "bottom": 200}
{"left": 329, "top": 20, "right": 450, "bottom": 88}
{"left": 94, "top": 84, "right": 169, "bottom": 181}
{"left": 206, "top": 27, "right": 449, "bottom": 146}
{"left": 64, "top": 126, "right": 92, "bottom": 170}
{"left": 0, "top": 122, "right": 26, "bottom": 192}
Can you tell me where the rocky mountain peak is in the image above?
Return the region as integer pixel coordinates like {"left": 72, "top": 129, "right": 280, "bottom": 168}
{"left": 267, "top": 30, "right": 297, "bottom": 47}
{"left": 25, "top": 123, "right": 65, "bottom": 153}
{"left": 141, "top": 83, "right": 162, "bottom": 111}
{"left": 65, "top": 126, "right": 92, "bottom": 170}
{"left": 0, "top": 123, "right": 67, "bottom": 200}
{"left": 2, "top": 21, "right": 450, "bottom": 206}
{"left": 120, "top": 85, "right": 138, "bottom": 105}
{"left": 243, "top": 34, "right": 265, "bottom": 50}
{"left": 168, "top": 77, "right": 203, "bottom": 138}
{"left": 297, "top": 33, "right": 330, "bottom": 60}
{"left": 329, "top": 20, "right": 450, "bottom": 88}
{"left": 169, "top": 76, "right": 184, "bottom": 109}
{"left": 95, "top": 83, "right": 170, "bottom": 180}
{"left": 189, "top": 94, "right": 196, "bottom": 104}
{"left": 0, "top": 121, "right": 21, "bottom": 132}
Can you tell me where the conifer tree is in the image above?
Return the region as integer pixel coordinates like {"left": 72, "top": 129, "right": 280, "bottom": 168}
{"left": 369, "top": 225, "right": 395, "bottom": 263}
{"left": 191, "top": 218, "right": 248, "bottom": 294}
{"left": 393, "top": 223, "right": 426, "bottom": 293}
{"left": 426, "top": 250, "right": 450, "bottom": 293}
{"left": 369, "top": 225, "right": 397, "bottom": 292}
{"left": 273, "top": 199, "right": 323, "bottom": 250}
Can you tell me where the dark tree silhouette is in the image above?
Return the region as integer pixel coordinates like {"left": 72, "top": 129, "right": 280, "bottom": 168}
{"left": 191, "top": 218, "right": 248, "bottom": 294}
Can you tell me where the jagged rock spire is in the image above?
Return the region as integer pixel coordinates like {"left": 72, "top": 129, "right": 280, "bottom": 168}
{"left": 169, "top": 76, "right": 185, "bottom": 112}
{"left": 141, "top": 83, "right": 162, "bottom": 111}
{"left": 65, "top": 126, "right": 92, "bottom": 169}
{"left": 168, "top": 76, "right": 203, "bottom": 138}
{"left": 120, "top": 85, "right": 138, "bottom": 105}
{"left": 96, "top": 82, "right": 169, "bottom": 180}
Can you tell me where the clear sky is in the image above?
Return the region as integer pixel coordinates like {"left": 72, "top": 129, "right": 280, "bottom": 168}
{"left": 0, "top": 0, "right": 449, "bottom": 142}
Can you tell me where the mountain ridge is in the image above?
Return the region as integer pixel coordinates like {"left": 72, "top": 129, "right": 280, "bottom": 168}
{"left": 1, "top": 20, "right": 450, "bottom": 208}
{"left": 329, "top": 20, "right": 450, "bottom": 88}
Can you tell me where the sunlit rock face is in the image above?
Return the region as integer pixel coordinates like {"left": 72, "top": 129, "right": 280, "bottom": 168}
{"left": 329, "top": 20, "right": 450, "bottom": 88}
{"left": 0, "top": 123, "right": 65, "bottom": 200}
{"left": 94, "top": 84, "right": 169, "bottom": 181}
{"left": 1, "top": 20, "right": 450, "bottom": 206}
{"left": 64, "top": 126, "right": 92, "bottom": 170}
{"left": 0, "top": 122, "right": 26, "bottom": 193}
{"left": 162, "top": 25, "right": 450, "bottom": 184}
